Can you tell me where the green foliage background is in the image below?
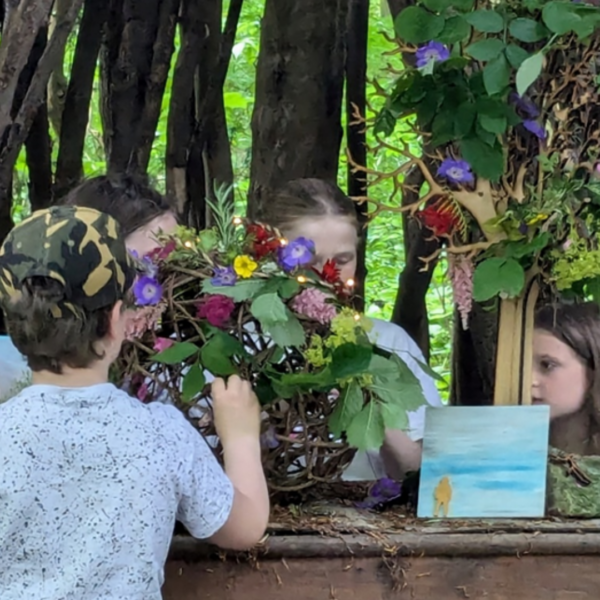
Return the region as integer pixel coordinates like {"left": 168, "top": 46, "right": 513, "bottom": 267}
{"left": 12, "top": 0, "right": 453, "bottom": 395}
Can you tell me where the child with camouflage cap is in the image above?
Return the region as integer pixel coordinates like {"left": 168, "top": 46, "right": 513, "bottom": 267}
{"left": 0, "top": 206, "right": 269, "bottom": 599}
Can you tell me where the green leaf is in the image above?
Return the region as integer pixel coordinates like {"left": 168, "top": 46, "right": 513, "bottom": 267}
{"left": 465, "top": 38, "right": 506, "bottom": 61}
{"left": 454, "top": 102, "right": 476, "bottom": 138}
{"left": 436, "top": 15, "right": 471, "bottom": 43}
{"left": 460, "top": 137, "right": 504, "bottom": 181}
{"left": 250, "top": 292, "right": 288, "bottom": 324}
{"left": 254, "top": 375, "right": 279, "bottom": 406}
{"left": 329, "top": 381, "right": 365, "bottom": 437}
{"left": 516, "top": 52, "right": 544, "bottom": 97}
{"left": 207, "top": 329, "right": 248, "bottom": 357}
{"left": 394, "top": 6, "right": 445, "bottom": 44}
{"left": 374, "top": 108, "right": 396, "bottom": 136}
{"left": 413, "top": 356, "right": 447, "bottom": 384}
{"left": 505, "top": 232, "right": 551, "bottom": 259}
{"left": 478, "top": 113, "right": 507, "bottom": 135}
{"left": 202, "top": 278, "right": 265, "bottom": 302}
{"left": 368, "top": 354, "right": 400, "bottom": 380}
{"left": 509, "top": 17, "right": 549, "bottom": 42}
{"left": 346, "top": 402, "right": 385, "bottom": 451}
{"left": 465, "top": 9, "right": 504, "bottom": 33}
{"left": 483, "top": 54, "right": 510, "bottom": 96}
{"left": 198, "top": 230, "right": 218, "bottom": 252}
{"left": 200, "top": 343, "right": 237, "bottom": 377}
{"left": 505, "top": 44, "right": 530, "bottom": 69}
{"left": 472, "top": 257, "right": 526, "bottom": 301}
{"left": 587, "top": 277, "right": 600, "bottom": 305}
{"left": 330, "top": 343, "right": 373, "bottom": 380}
{"left": 154, "top": 341, "right": 199, "bottom": 364}
{"left": 452, "top": 0, "right": 475, "bottom": 10}
{"left": 542, "top": 1, "right": 582, "bottom": 35}
{"left": 278, "top": 278, "right": 301, "bottom": 299}
{"left": 182, "top": 364, "right": 206, "bottom": 403}
{"left": 422, "top": 0, "right": 448, "bottom": 12}
{"left": 430, "top": 109, "right": 456, "bottom": 147}
{"left": 263, "top": 309, "right": 305, "bottom": 348}
{"left": 380, "top": 401, "right": 409, "bottom": 431}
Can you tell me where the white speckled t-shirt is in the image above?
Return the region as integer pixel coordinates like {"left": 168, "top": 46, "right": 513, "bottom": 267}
{"left": 0, "top": 383, "right": 234, "bottom": 600}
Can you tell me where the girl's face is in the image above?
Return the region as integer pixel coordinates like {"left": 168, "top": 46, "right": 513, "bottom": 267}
{"left": 284, "top": 216, "right": 358, "bottom": 282}
{"left": 125, "top": 212, "right": 178, "bottom": 256}
{"left": 532, "top": 329, "right": 589, "bottom": 419}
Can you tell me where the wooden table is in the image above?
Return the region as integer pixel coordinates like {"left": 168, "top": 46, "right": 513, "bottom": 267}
{"left": 162, "top": 503, "right": 600, "bottom": 599}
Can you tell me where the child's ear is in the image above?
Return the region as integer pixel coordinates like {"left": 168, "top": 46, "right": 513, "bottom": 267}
{"left": 108, "top": 300, "right": 125, "bottom": 339}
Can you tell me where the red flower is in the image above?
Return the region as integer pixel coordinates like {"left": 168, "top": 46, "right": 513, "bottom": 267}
{"left": 196, "top": 294, "right": 236, "bottom": 328}
{"left": 315, "top": 259, "right": 341, "bottom": 284}
{"left": 147, "top": 239, "right": 176, "bottom": 261}
{"left": 246, "top": 223, "right": 281, "bottom": 259}
{"left": 418, "top": 200, "right": 460, "bottom": 237}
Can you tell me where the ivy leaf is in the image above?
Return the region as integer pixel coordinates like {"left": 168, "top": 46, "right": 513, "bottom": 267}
{"left": 263, "top": 309, "right": 305, "bottom": 348}
{"left": 542, "top": 1, "right": 582, "bottom": 35}
{"left": 460, "top": 137, "right": 504, "bottom": 181}
{"left": 154, "top": 342, "right": 199, "bottom": 364}
{"left": 465, "top": 9, "right": 504, "bottom": 33}
{"left": 473, "top": 257, "right": 526, "bottom": 301}
{"left": 478, "top": 113, "right": 507, "bottom": 135}
{"left": 483, "top": 53, "right": 510, "bottom": 96}
{"left": 505, "top": 44, "right": 530, "bottom": 69}
{"left": 346, "top": 402, "right": 385, "bottom": 451}
{"left": 436, "top": 15, "right": 471, "bottom": 43}
{"left": 202, "top": 279, "right": 265, "bottom": 302}
{"left": 509, "top": 17, "right": 549, "bottom": 42}
{"left": 329, "top": 381, "right": 364, "bottom": 437}
{"left": 394, "top": 6, "right": 445, "bottom": 44}
{"left": 516, "top": 52, "right": 544, "bottom": 97}
{"left": 330, "top": 343, "right": 373, "bottom": 380}
{"left": 250, "top": 292, "right": 288, "bottom": 323}
{"left": 182, "top": 363, "right": 206, "bottom": 403}
{"left": 465, "top": 38, "right": 506, "bottom": 62}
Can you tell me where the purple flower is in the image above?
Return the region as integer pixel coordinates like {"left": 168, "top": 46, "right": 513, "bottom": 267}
{"left": 260, "top": 426, "right": 280, "bottom": 450}
{"left": 278, "top": 237, "right": 315, "bottom": 271}
{"left": 509, "top": 93, "right": 540, "bottom": 119}
{"left": 415, "top": 41, "right": 450, "bottom": 68}
{"left": 437, "top": 158, "right": 474, "bottom": 185}
{"left": 356, "top": 478, "right": 402, "bottom": 510}
{"left": 133, "top": 276, "right": 163, "bottom": 306}
{"left": 211, "top": 266, "right": 237, "bottom": 287}
{"left": 129, "top": 250, "right": 158, "bottom": 277}
{"left": 523, "top": 119, "right": 547, "bottom": 141}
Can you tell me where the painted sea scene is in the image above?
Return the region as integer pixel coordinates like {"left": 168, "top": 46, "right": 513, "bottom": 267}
{"left": 417, "top": 406, "right": 550, "bottom": 519}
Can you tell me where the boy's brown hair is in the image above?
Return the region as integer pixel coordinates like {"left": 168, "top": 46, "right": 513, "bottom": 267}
{"left": 0, "top": 206, "right": 136, "bottom": 374}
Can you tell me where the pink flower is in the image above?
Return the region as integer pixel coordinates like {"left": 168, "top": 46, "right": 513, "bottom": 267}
{"left": 448, "top": 254, "right": 474, "bottom": 330}
{"left": 196, "top": 294, "right": 236, "bottom": 328}
{"left": 125, "top": 304, "right": 166, "bottom": 340}
{"left": 153, "top": 337, "right": 174, "bottom": 352}
{"left": 136, "top": 382, "right": 149, "bottom": 402}
{"left": 291, "top": 287, "right": 337, "bottom": 324}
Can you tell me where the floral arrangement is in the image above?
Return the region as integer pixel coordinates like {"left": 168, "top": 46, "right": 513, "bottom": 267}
{"left": 351, "top": 0, "right": 600, "bottom": 328}
{"left": 116, "top": 192, "right": 427, "bottom": 491}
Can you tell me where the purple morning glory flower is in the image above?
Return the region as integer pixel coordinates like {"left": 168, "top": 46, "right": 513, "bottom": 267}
{"left": 356, "top": 478, "right": 403, "bottom": 510}
{"left": 260, "top": 426, "right": 280, "bottom": 450}
{"left": 278, "top": 237, "right": 315, "bottom": 271}
{"left": 415, "top": 41, "right": 450, "bottom": 68}
{"left": 523, "top": 119, "right": 547, "bottom": 141}
{"left": 133, "top": 276, "right": 163, "bottom": 306}
{"left": 129, "top": 250, "right": 158, "bottom": 277}
{"left": 437, "top": 158, "right": 474, "bottom": 185}
{"left": 211, "top": 266, "right": 237, "bottom": 287}
{"left": 509, "top": 93, "right": 540, "bottom": 119}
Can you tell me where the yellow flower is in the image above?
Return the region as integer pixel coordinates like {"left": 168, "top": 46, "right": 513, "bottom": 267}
{"left": 233, "top": 255, "right": 258, "bottom": 278}
{"left": 526, "top": 213, "right": 548, "bottom": 226}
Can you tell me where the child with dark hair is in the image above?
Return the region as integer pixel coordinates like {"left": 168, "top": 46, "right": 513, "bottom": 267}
{"left": 533, "top": 302, "right": 600, "bottom": 455}
{"left": 0, "top": 206, "right": 269, "bottom": 599}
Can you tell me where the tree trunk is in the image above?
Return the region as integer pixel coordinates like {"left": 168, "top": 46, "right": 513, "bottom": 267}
{"left": 248, "top": 0, "right": 348, "bottom": 218}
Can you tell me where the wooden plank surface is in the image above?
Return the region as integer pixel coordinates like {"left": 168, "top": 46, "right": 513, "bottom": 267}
{"left": 163, "top": 555, "right": 600, "bottom": 600}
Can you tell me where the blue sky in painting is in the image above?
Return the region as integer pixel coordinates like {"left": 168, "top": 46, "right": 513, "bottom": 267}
{"left": 417, "top": 406, "right": 550, "bottom": 519}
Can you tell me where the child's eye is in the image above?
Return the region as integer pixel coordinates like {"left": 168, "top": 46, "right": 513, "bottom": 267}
{"left": 540, "top": 359, "right": 556, "bottom": 372}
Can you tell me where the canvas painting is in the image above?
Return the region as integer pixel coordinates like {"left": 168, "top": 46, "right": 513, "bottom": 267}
{"left": 417, "top": 406, "right": 550, "bottom": 519}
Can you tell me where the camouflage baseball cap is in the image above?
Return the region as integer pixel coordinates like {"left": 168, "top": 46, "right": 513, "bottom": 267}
{"left": 0, "top": 206, "right": 136, "bottom": 317}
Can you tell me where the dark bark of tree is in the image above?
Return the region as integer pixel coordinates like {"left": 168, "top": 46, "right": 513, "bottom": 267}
{"left": 0, "top": 0, "right": 82, "bottom": 240}
{"left": 346, "top": 0, "right": 370, "bottom": 311}
{"left": 100, "top": 0, "right": 178, "bottom": 174}
{"left": 166, "top": 0, "right": 239, "bottom": 228}
{"left": 248, "top": 0, "right": 348, "bottom": 219}
{"left": 54, "top": 0, "right": 110, "bottom": 197}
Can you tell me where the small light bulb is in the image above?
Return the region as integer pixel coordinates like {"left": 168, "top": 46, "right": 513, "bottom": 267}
{"left": 184, "top": 240, "right": 194, "bottom": 248}
{"left": 279, "top": 238, "right": 288, "bottom": 246}
{"left": 346, "top": 278, "right": 355, "bottom": 288}
{"left": 354, "top": 313, "right": 361, "bottom": 321}
{"left": 297, "top": 275, "right": 307, "bottom": 283}
{"left": 232, "top": 216, "right": 243, "bottom": 225}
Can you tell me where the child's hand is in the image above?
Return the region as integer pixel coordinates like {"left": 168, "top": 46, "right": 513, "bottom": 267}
{"left": 211, "top": 375, "right": 260, "bottom": 447}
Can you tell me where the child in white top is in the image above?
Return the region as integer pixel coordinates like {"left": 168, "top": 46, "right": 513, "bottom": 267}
{"left": 262, "top": 179, "right": 444, "bottom": 479}
{"left": 0, "top": 206, "right": 269, "bottom": 600}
